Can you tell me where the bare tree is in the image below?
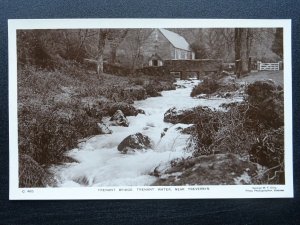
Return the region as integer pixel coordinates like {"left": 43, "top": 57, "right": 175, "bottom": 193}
{"left": 123, "top": 29, "right": 152, "bottom": 71}
{"left": 84, "top": 29, "right": 110, "bottom": 75}
{"left": 188, "top": 28, "right": 235, "bottom": 61}
{"left": 107, "top": 29, "right": 128, "bottom": 64}
{"left": 95, "top": 30, "right": 108, "bottom": 75}
{"left": 272, "top": 28, "right": 283, "bottom": 59}
{"left": 188, "top": 29, "right": 209, "bottom": 59}
{"left": 84, "top": 29, "right": 130, "bottom": 75}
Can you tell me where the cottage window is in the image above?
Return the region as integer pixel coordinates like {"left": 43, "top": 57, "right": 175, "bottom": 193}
{"left": 192, "top": 52, "right": 195, "bottom": 59}
{"left": 176, "top": 49, "right": 181, "bottom": 59}
{"left": 181, "top": 51, "right": 187, "bottom": 59}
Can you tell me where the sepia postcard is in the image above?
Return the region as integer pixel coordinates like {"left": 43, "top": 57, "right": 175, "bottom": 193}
{"left": 9, "top": 19, "right": 293, "bottom": 199}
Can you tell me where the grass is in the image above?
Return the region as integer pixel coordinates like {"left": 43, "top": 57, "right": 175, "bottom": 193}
{"left": 152, "top": 153, "right": 258, "bottom": 185}
{"left": 186, "top": 78, "right": 285, "bottom": 184}
{"left": 18, "top": 63, "right": 174, "bottom": 187}
{"left": 238, "top": 70, "right": 284, "bottom": 86}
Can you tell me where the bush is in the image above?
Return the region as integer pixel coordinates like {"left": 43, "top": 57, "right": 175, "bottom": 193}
{"left": 18, "top": 101, "right": 100, "bottom": 167}
{"left": 250, "top": 127, "right": 284, "bottom": 184}
{"left": 17, "top": 63, "right": 169, "bottom": 186}
{"left": 164, "top": 106, "right": 214, "bottom": 124}
{"left": 187, "top": 108, "right": 223, "bottom": 156}
{"left": 143, "top": 79, "right": 175, "bottom": 97}
{"left": 203, "top": 104, "right": 256, "bottom": 156}
{"left": 17, "top": 60, "right": 177, "bottom": 187}
{"left": 144, "top": 83, "right": 162, "bottom": 97}
{"left": 19, "top": 154, "right": 55, "bottom": 187}
{"left": 187, "top": 80, "right": 284, "bottom": 184}
{"left": 130, "top": 78, "right": 144, "bottom": 85}
{"left": 245, "top": 80, "right": 284, "bottom": 129}
{"left": 190, "top": 78, "right": 220, "bottom": 97}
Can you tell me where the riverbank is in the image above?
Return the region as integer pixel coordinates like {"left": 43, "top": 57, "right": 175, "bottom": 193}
{"left": 238, "top": 70, "right": 283, "bottom": 86}
{"left": 153, "top": 74, "right": 284, "bottom": 185}
{"left": 18, "top": 66, "right": 284, "bottom": 187}
{"left": 18, "top": 64, "right": 175, "bottom": 187}
{"left": 51, "top": 78, "right": 248, "bottom": 187}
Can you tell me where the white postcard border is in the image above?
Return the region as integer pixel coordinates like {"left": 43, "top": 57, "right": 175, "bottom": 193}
{"left": 8, "top": 19, "right": 293, "bottom": 200}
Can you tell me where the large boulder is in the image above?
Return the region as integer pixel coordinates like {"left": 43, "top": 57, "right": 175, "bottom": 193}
{"left": 246, "top": 80, "right": 278, "bottom": 102}
{"left": 97, "top": 122, "right": 112, "bottom": 134}
{"left": 19, "top": 154, "right": 54, "bottom": 187}
{"left": 152, "top": 153, "right": 258, "bottom": 185}
{"left": 245, "top": 80, "right": 283, "bottom": 129}
{"left": 164, "top": 106, "right": 213, "bottom": 124}
{"left": 110, "top": 110, "right": 129, "bottom": 127}
{"left": 117, "top": 133, "right": 153, "bottom": 153}
{"left": 164, "top": 107, "right": 194, "bottom": 124}
{"left": 190, "top": 78, "right": 220, "bottom": 97}
{"left": 108, "top": 102, "right": 144, "bottom": 117}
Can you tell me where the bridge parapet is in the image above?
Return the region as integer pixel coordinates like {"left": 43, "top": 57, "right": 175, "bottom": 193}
{"left": 137, "top": 59, "right": 223, "bottom": 79}
{"left": 164, "top": 59, "right": 223, "bottom": 79}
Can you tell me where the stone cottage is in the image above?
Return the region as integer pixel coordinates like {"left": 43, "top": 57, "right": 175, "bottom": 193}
{"left": 142, "top": 28, "right": 195, "bottom": 67}
{"left": 117, "top": 28, "right": 195, "bottom": 68}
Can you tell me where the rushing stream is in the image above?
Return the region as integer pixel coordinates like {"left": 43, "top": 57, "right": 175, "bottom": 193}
{"left": 52, "top": 79, "right": 241, "bottom": 187}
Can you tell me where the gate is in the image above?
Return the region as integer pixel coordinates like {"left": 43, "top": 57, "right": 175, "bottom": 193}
{"left": 258, "top": 62, "right": 280, "bottom": 71}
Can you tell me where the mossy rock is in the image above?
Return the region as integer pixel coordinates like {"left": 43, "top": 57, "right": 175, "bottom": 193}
{"left": 152, "top": 153, "right": 257, "bottom": 185}
{"left": 19, "top": 154, "right": 55, "bottom": 187}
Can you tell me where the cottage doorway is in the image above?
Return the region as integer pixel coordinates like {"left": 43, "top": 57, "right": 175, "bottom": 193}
{"left": 152, "top": 60, "right": 158, "bottom": 67}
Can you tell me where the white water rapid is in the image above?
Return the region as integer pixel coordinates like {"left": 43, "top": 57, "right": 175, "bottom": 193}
{"left": 52, "top": 79, "right": 241, "bottom": 187}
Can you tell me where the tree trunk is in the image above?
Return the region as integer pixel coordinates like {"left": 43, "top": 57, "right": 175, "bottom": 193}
{"left": 96, "top": 30, "right": 107, "bottom": 75}
{"left": 74, "top": 29, "right": 88, "bottom": 61}
{"left": 235, "top": 28, "right": 249, "bottom": 77}
{"left": 246, "top": 29, "right": 252, "bottom": 73}
{"left": 96, "top": 54, "right": 103, "bottom": 75}
{"left": 110, "top": 45, "right": 117, "bottom": 64}
{"left": 248, "top": 57, "right": 252, "bottom": 72}
{"left": 240, "top": 29, "right": 248, "bottom": 75}
{"left": 234, "top": 28, "right": 242, "bottom": 77}
{"left": 108, "top": 29, "right": 128, "bottom": 64}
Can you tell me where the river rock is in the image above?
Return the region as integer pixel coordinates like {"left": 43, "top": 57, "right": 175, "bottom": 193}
{"left": 164, "top": 106, "right": 212, "bottom": 124}
{"left": 110, "top": 110, "right": 129, "bottom": 127}
{"left": 108, "top": 102, "right": 143, "bottom": 117}
{"left": 246, "top": 80, "right": 277, "bottom": 102}
{"left": 152, "top": 153, "right": 258, "bottom": 185}
{"left": 164, "top": 107, "right": 192, "bottom": 124}
{"left": 19, "top": 154, "right": 53, "bottom": 187}
{"left": 160, "top": 127, "right": 169, "bottom": 138}
{"left": 175, "top": 84, "right": 187, "bottom": 89}
{"left": 245, "top": 80, "right": 283, "bottom": 129}
{"left": 117, "top": 133, "right": 153, "bottom": 153}
{"left": 97, "top": 122, "right": 112, "bottom": 134}
{"left": 137, "top": 109, "right": 145, "bottom": 114}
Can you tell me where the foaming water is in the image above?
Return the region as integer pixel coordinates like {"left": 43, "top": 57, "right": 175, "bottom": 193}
{"left": 51, "top": 79, "right": 240, "bottom": 187}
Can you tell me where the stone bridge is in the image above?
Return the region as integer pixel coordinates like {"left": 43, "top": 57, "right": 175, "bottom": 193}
{"left": 163, "top": 59, "right": 223, "bottom": 79}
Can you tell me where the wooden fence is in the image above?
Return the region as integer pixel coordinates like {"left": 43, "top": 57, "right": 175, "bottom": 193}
{"left": 258, "top": 62, "right": 280, "bottom": 71}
